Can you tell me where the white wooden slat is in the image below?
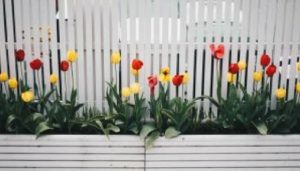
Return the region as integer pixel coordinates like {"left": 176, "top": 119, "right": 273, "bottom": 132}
{"left": 84, "top": 0, "right": 94, "bottom": 105}
{"left": 230, "top": 0, "right": 240, "bottom": 64}
{"left": 111, "top": 0, "right": 120, "bottom": 90}
{"left": 129, "top": 0, "right": 136, "bottom": 87}
{"left": 195, "top": 0, "right": 204, "bottom": 100}
{"left": 256, "top": 0, "right": 268, "bottom": 72}
{"left": 187, "top": 0, "right": 196, "bottom": 99}
{"left": 2, "top": 169, "right": 143, "bottom": 171}
{"left": 22, "top": 0, "right": 34, "bottom": 88}
{"left": 169, "top": 0, "right": 178, "bottom": 98}
{"left": 281, "top": 0, "right": 294, "bottom": 95}
{"left": 153, "top": 0, "right": 160, "bottom": 74}
{"left": 203, "top": 0, "right": 213, "bottom": 114}
{"left": 102, "top": 0, "right": 111, "bottom": 108}
{"left": 220, "top": 0, "right": 232, "bottom": 98}
{"left": 40, "top": 0, "right": 51, "bottom": 92}
{"left": 239, "top": 0, "right": 250, "bottom": 84}
{"left": 13, "top": 0, "right": 23, "bottom": 50}
{"left": 0, "top": 0, "right": 7, "bottom": 74}
{"left": 93, "top": 0, "right": 103, "bottom": 109}
{"left": 31, "top": 0, "right": 41, "bottom": 67}
{"left": 246, "top": 0, "right": 259, "bottom": 93}
{"left": 289, "top": 0, "right": 300, "bottom": 99}
{"left": 4, "top": 0, "right": 16, "bottom": 77}
{"left": 178, "top": 0, "right": 187, "bottom": 98}
{"left": 120, "top": 0, "right": 129, "bottom": 89}
{"left": 58, "top": 0, "right": 68, "bottom": 100}
{"left": 271, "top": 0, "right": 286, "bottom": 108}
{"left": 75, "top": 0, "right": 86, "bottom": 103}
{"left": 48, "top": 0, "right": 59, "bottom": 92}
{"left": 265, "top": 0, "right": 277, "bottom": 56}
{"left": 146, "top": 169, "right": 300, "bottom": 171}
{"left": 161, "top": 0, "right": 169, "bottom": 68}
{"left": 67, "top": 0, "right": 77, "bottom": 92}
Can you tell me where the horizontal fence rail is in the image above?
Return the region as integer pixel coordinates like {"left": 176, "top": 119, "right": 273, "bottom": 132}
{"left": 0, "top": 0, "right": 300, "bottom": 114}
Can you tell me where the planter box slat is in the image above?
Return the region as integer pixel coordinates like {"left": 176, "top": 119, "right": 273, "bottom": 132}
{"left": 2, "top": 169, "right": 144, "bottom": 171}
{"left": 146, "top": 169, "right": 300, "bottom": 171}
{"left": 146, "top": 153, "right": 300, "bottom": 161}
{"left": 0, "top": 154, "right": 144, "bottom": 161}
{"left": 0, "top": 161, "right": 144, "bottom": 168}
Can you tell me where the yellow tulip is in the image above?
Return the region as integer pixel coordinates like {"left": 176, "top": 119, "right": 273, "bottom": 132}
{"left": 50, "top": 74, "right": 58, "bottom": 85}
{"left": 253, "top": 71, "right": 263, "bottom": 82}
{"left": 111, "top": 52, "right": 121, "bottom": 64}
{"left": 8, "top": 78, "right": 18, "bottom": 89}
{"left": 121, "top": 87, "right": 131, "bottom": 98}
{"left": 238, "top": 60, "right": 247, "bottom": 70}
{"left": 227, "top": 72, "right": 236, "bottom": 84}
{"left": 21, "top": 91, "right": 34, "bottom": 103}
{"left": 159, "top": 67, "right": 171, "bottom": 83}
{"left": 182, "top": 72, "right": 189, "bottom": 84}
{"left": 130, "top": 82, "right": 141, "bottom": 94}
{"left": 275, "top": 88, "right": 286, "bottom": 100}
{"left": 296, "top": 82, "right": 300, "bottom": 94}
{"left": 297, "top": 62, "right": 300, "bottom": 71}
{"left": 130, "top": 66, "right": 139, "bottom": 76}
{"left": 0, "top": 72, "right": 8, "bottom": 82}
{"left": 67, "top": 50, "right": 78, "bottom": 63}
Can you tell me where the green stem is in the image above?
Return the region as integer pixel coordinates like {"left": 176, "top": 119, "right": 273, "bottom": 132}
{"left": 114, "top": 65, "right": 118, "bottom": 85}
{"left": 36, "top": 71, "right": 42, "bottom": 98}
{"left": 64, "top": 73, "right": 67, "bottom": 100}
{"left": 71, "top": 63, "right": 75, "bottom": 90}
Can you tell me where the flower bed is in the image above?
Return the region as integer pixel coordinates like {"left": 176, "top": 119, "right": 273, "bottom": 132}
{"left": 1, "top": 135, "right": 300, "bottom": 170}
{"left": 0, "top": 46, "right": 300, "bottom": 149}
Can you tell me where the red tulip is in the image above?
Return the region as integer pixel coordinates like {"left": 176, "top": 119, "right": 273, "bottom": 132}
{"left": 60, "top": 60, "right": 69, "bottom": 72}
{"left": 172, "top": 74, "right": 184, "bottom": 86}
{"left": 260, "top": 54, "right": 271, "bottom": 67}
{"left": 148, "top": 75, "right": 158, "bottom": 96}
{"left": 229, "top": 63, "right": 239, "bottom": 74}
{"left": 132, "top": 59, "right": 143, "bottom": 70}
{"left": 266, "top": 64, "right": 277, "bottom": 77}
{"left": 30, "top": 59, "right": 43, "bottom": 70}
{"left": 210, "top": 44, "right": 225, "bottom": 60}
{"left": 15, "top": 49, "right": 25, "bottom": 62}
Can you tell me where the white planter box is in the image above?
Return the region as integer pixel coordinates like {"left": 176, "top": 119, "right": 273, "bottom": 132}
{"left": 1, "top": 135, "right": 300, "bottom": 171}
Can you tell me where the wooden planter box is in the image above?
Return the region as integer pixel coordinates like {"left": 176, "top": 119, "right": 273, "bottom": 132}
{"left": 0, "top": 135, "right": 300, "bottom": 171}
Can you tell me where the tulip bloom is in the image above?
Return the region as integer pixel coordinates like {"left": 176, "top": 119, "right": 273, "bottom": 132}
{"left": 172, "top": 74, "right": 184, "bottom": 86}
{"left": 67, "top": 50, "right": 78, "bottom": 63}
{"left": 275, "top": 88, "right": 286, "bottom": 100}
{"left": 266, "top": 64, "right": 277, "bottom": 77}
{"left": 132, "top": 59, "right": 143, "bottom": 70}
{"left": 130, "top": 66, "right": 139, "bottom": 76}
{"left": 253, "top": 71, "right": 263, "bottom": 82}
{"left": 148, "top": 75, "right": 158, "bottom": 96}
{"left": 15, "top": 49, "right": 25, "bottom": 62}
{"left": 0, "top": 72, "right": 8, "bottom": 82}
{"left": 238, "top": 60, "right": 247, "bottom": 70}
{"left": 297, "top": 62, "right": 300, "bottom": 71}
{"left": 296, "top": 82, "right": 300, "bottom": 94}
{"left": 227, "top": 73, "right": 236, "bottom": 84}
{"left": 210, "top": 44, "right": 225, "bottom": 60}
{"left": 130, "top": 82, "right": 141, "bottom": 94}
{"left": 30, "top": 59, "right": 43, "bottom": 70}
{"left": 182, "top": 72, "right": 189, "bottom": 84}
{"left": 260, "top": 54, "right": 271, "bottom": 67}
{"left": 229, "top": 63, "right": 239, "bottom": 74}
{"left": 111, "top": 52, "right": 121, "bottom": 64}
{"left": 50, "top": 74, "right": 58, "bottom": 85}
{"left": 21, "top": 91, "right": 34, "bottom": 103}
{"left": 159, "top": 67, "right": 171, "bottom": 83}
{"left": 121, "top": 87, "right": 131, "bottom": 98}
{"left": 8, "top": 78, "right": 18, "bottom": 89}
{"left": 60, "top": 60, "right": 69, "bottom": 72}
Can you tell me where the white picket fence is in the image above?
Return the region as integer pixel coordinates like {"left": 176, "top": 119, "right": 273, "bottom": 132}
{"left": 0, "top": 0, "right": 300, "bottom": 114}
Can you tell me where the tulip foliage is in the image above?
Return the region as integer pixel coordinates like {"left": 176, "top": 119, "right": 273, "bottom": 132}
{"left": 1, "top": 47, "right": 300, "bottom": 149}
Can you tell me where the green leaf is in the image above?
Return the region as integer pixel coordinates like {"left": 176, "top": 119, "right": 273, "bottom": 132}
{"left": 106, "top": 123, "right": 120, "bottom": 133}
{"left": 35, "top": 122, "right": 53, "bottom": 137}
{"left": 252, "top": 121, "right": 268, "bottom": 135}
{"left": 165, "top": 126, "right": 181, "bottom": 138}
{"left": 145, "top": 131, "right": 160, "bottom": 150}
{"left": 140, "top": 124, "right": 157, "bottom": 140}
